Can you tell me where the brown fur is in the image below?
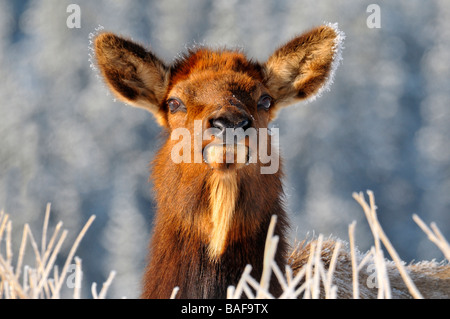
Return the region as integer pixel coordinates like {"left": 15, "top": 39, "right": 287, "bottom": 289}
{"left": 94, "top": 33, "right": 170, "bottom": 126}
{"left": 94, "top": 25, "right": 341, "bottom": 299}
{"left": 264, "top": 25, "right": 339, "bottom": 115}
{"left": 93, "top": 25, "right": 449, "bottom": 299}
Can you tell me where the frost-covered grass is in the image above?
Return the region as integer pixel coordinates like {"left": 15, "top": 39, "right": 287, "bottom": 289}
{"left": 0, "top": 205, "right": 115, "bottom": 299}
{"left": 1, "top": 191, "right": 449, "bottom": 299}
{"left": 216, "top": 191, "right": 449, "bottom": 299}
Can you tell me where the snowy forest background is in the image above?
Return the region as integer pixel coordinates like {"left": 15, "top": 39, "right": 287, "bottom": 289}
{"left": 1, "top": 0, "right": 449, "bottom": 298}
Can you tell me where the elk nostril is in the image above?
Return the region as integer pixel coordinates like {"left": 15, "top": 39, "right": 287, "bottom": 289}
{"left": 210, "top": 117, "right": 251, "bottom": 143}
{"left": 211, "top": 118, "right": 228, "bottom": 133}
{"left": 211, "top": 118, "right": 251, "bottom": 131}
{"left": 210, "top": 117, "right": 251, "bottom": 144}
{"left": 236, "top": 119, "right": 250, "bottom": 130}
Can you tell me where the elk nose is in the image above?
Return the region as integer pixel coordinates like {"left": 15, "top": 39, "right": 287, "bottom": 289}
{"left": 211, "top": 117, "right": 250, "bottom": 132}
{"left": 210, "top": 117, "right": 251, "bottom": 141}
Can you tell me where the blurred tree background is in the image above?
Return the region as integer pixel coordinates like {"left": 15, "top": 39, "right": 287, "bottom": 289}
{"left": 1, "top": 0, "right": 449, "bottom": 298}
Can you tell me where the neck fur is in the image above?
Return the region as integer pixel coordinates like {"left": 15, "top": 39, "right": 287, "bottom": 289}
{"left": 143, "top": 150, "right": 288, "bottom": 298}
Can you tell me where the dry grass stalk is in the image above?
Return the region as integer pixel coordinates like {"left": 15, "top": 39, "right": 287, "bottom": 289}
{"left": 412, "top": 214, "right": 450, "bottom": 261}
{"left": 226, "top": 190, "right": 448, "bottom": 299}
{"left": 2, "top": 190, "right": 448, "bottom": 299}
{"left": 353, "top": 191, "right": 423, "bottom": 299}
{"left": 226, "top": 216, "right": 342, "bottom": 299}
{"left": 170, "top": 286, "right": 180, "bottom": 299}
{"left": 91, "top": 270, "right": 116, "bottom": 299}
{"left": 0, "top": 206, "right": 115, "bottom": 299}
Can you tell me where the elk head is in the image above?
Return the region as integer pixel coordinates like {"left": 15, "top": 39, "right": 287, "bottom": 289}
{"left": 94, "top": 24, "right": 344, "bottom": 298}
{"left": 94, "top": 24, "right": 344, "bottom": 176}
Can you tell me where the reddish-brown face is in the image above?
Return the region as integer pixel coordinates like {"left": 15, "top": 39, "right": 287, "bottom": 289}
{"left": 94, "top": 25, "right": 343, "bottom": 173}
{"left": 164, "top": 50, "right": 274, "bottom": 171}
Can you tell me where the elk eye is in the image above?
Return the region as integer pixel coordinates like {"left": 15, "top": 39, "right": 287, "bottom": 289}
{"left": 257, "top": 95, "right": 272, "bottom": 110}
{"left": 167, "top": 98, "right": 186, "bottom": 113}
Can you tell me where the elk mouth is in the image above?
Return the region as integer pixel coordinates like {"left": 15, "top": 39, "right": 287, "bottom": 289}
{"left": 203, "top": 142, "right": 250, "bottom": 171}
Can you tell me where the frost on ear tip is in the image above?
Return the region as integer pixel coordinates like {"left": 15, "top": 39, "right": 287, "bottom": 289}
{"left": 326, "top": 22, "right": 346, "bottom": 68}
{"left": 88, "top": 25, "right": 119, "bottom": 101}
{"left": 305, "top": 22, "right": 346, "bottom": 104}
{"left": 88, "top": 25, "right": 105, "bottom": 72}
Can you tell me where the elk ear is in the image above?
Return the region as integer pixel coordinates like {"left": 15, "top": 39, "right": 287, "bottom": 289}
{"left": 264, "top": 24, "right": 344, "bottom": 115}
{"left": 94, "top": 32, "right": 170, "bottom": 126}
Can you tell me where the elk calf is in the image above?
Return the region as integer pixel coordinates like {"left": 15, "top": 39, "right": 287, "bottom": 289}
{"left": 94, "top": 24, "right": 344, "bottom": 298}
